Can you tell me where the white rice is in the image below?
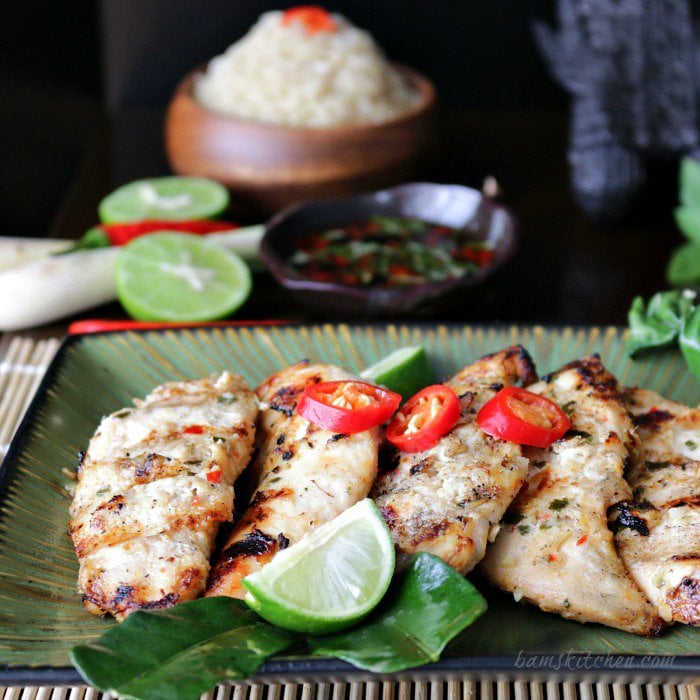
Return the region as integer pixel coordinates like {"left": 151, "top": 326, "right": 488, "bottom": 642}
{"left": 194, "top": 11, "right": 421, "bottom": 128}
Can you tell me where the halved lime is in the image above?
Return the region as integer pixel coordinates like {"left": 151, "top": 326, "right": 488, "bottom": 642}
{"left": 115, "top": 232, "right": 252, "bottom": 322}
{"left": 242, "top": 499, "right": 395, "bottom": 634}
{"left": 360, "top": 346, "right": 433, "bottom": 398}
{"left": 99, "top": 176, "right": 229, "bottom": 223}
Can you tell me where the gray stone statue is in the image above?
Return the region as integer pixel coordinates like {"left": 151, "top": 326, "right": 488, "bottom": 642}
{"left": 533, "top": 0, "right": 698, "bottom": 223}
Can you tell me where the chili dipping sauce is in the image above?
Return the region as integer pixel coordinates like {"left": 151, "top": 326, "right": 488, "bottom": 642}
{"left": 287, "top": 216, "right": 495, "bottom": 286}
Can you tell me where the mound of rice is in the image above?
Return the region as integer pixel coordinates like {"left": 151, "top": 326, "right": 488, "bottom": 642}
{"left": 194, "top": 11, "right": 421, "bottom": 128}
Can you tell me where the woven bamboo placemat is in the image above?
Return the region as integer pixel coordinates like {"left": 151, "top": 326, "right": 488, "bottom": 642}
{"left": 0, "top": 333, "right": 697, "bottom": 700}
{"left": 0, "top": 680, "right": 697, "bottom": 700}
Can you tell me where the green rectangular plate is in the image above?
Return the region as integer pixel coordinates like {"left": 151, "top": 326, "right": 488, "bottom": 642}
{"left": 1, "top": 323, "right": 698, "bottom": 682}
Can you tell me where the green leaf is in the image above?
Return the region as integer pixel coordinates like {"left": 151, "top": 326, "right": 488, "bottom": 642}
{"left": 680, "top": 305, "right": 700, "bottom": 382}
{"left": 71, "top": 597, "right": 295, "bottom": 700}
{"left": 680, "top": 157, "right": 700, "bottom": 208}
{"left": 625, "top": 290, "right": 696, "bottom": 356}
{"left": 674, "top": 206, "right": 700, "bottom": 244}
{"left": 667, "top": 243, "right": 700, "bottom": 287}
{"left": 308, "top": 553, "right": 487, "bottom": 673}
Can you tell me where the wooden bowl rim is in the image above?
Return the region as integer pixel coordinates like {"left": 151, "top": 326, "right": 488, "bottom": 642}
{"left": 170, "top": 63, "right": 437, "bottom": 136}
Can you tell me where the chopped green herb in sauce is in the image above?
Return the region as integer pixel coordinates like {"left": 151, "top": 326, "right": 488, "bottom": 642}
{"left": 287, "top": 215, "right": 495, "bottom": 287}
{"left": 212, "top": 436, "right": 227, "bottom": 444}
{"left": 549, "top": 498, "right": 569, "bottom": 511}
{"left": 517, "top": 525, "right": 530, "bottom": 535}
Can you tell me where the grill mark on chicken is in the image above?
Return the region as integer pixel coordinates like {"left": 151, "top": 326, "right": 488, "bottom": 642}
{"left": 632, "top": 410, "right": 674, "bottom": 430}
{"left": 371, "top": 345, "right": 537, "bottom": 574}
{"left": 481, "top": 356, "right": 664, "bottom": 636}
{"left": 207, "top": 361, "right": 380, "bottom": 598}
{"left": 610, "top": 503, "right": 650, "bottom": 536}
{"left": 218, "top": 529, "right": 276, "bottom": 563}
{"left": 70, "top": 372, "right": 258, "bottom": 620}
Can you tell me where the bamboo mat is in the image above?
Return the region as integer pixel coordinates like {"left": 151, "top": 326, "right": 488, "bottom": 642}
{"left": 0, "top": 681, "right": 697, "bottom": 700}
{"left": 0, "top": 334, "right": 698, "bottom": 700}
{"left": 0, "top": 334, "right": 62, "bottom": 459}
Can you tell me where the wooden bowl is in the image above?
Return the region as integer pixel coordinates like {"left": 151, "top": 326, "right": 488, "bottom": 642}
{"left": 164, "top": 66, "right": 437, "bottom": 217}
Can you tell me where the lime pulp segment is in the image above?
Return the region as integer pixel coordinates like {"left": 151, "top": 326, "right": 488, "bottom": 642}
{"left": 115, "top": 232, "right": 252, "bottom": 322}
{"left": 99, "top": 176, "right": 229, "bottom": 223}
{"left": 243, "top": 499, "right": 395, "bottom": 634}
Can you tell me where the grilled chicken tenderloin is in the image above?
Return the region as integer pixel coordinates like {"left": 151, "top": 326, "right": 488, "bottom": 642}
{"left": 69, "top": 372, "right": 257, "bottom": 620}
{"left": 480, "top": 356, "right": 665, "bottom": 636}
{"left": 371, "top": 345, "right": 537, "bottom": 574}
{"left": 610, "top": 388, "right": 700, "bottom": 625}
{"left": 207, "top": 361, "right": 381, "bottom": 598}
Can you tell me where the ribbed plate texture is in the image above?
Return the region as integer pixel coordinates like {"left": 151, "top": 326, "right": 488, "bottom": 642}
{"left": 0, "top": 324, "right": 698, "bottom": 670}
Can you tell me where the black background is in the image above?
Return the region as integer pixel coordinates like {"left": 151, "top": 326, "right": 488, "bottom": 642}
{"left": 0, "top": 1, "right": 564, "bottom": 238}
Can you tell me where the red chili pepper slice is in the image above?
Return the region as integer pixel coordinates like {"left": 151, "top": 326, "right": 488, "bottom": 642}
{"left": 477, "top": 386, "right": 570, "bottom": 448}
{"left": 385, "top": 385, "right": 461, "bottom": 453}
{"left": 206, "top": 470, "right": 223, "bottom": 483}
{"left": 282, "top": 6, "right": 338, "bottom": 34}
{"left": 183, "top": 425, "right": 205, "bottom": 435}
{"left": 103, "top": 219, "right": 238, "bottom": 246}
{"left": 297, "top": 380, "right": 401, "bottom": 433}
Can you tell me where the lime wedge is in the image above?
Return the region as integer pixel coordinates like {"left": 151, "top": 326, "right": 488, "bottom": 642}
{"left": 115, "top": 232, "right": 252, "bottom": 321}
{"left": 242, "top": 499, "right": 395, "bottom": 634}
{"left": 99, "top": 176, "right": 229, "bottom": 223}
{"left": 360, "top": 346, "right": 433, "bottom": 398}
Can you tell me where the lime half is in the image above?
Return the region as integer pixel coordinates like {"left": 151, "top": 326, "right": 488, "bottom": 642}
{"left": 99, "top": 176, "right": 229, "bottom": 223}
{"left": 116, "top": 232, "right": 252, "bottom": 322}
{"left": 243, "top": 499, "right": 395, "bottom": 634}
{"left": 361, "top": 346, "right": 433, "bottom": 398}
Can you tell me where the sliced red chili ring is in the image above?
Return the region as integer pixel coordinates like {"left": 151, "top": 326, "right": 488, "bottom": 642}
{"left": 385, "top": 385, "right": 461, "bottom": 453}
{"left": 476, "top": 386, "right": 570, "bottom": 448}
{"left": 297, "top": 380, "right": 401, "bottom": 433}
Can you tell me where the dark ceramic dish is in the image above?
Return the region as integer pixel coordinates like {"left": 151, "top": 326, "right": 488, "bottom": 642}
{"left": 260, "top": 183, "right": 517, "bottom": 318}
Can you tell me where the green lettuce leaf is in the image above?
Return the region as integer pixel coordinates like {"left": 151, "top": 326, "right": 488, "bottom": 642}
{"left": 680, "top": 305, "right": 700, "bottom": 382}
{"left": 71, "top": 597, "right": 295, "bottom": 700}
{"left": 674, "top": 206, "right": 700, "bottom": 244}
{"left": 625, "top": 290, "right": 697, "bottom": 356}
{"left": 308, "top": 553, "right": 487, "bottom": 673}
{"left": 667, "top": 243, "right": 700, "bottom": 288}
{"left": 680, "top": 156, "right": 700, "bottom": 208}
